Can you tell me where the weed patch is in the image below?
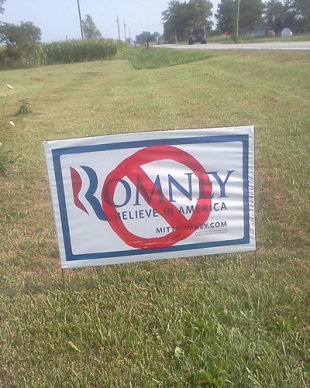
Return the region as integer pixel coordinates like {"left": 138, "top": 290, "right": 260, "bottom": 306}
{"left": 18, "top": 98, "right": 31, "bottom": 114}
{"left": 0, "top": 146, "right": 15, "bottom": 175}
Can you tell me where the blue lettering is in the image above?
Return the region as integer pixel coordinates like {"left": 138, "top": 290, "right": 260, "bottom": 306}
{"left": 134, "top": 175, "right": 164, "bottom": 206}
{"left": 168, "top": 173, "right": 193, "bottom": 202}
{"left": 81, "top": 166, "right": 108, "bottom": 221}
{"left": 103, "top": 179, "right": 131, "bottom": 207}
{"left": 208, "top": 170, "right": 234, "bottom": 198}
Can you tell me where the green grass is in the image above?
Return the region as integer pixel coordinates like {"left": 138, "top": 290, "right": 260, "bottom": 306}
{"left": 127, "top": 46, "right": 212, "bottom": 69}
{"left": 0, "top": 49, "right": 309, "bottom": 387}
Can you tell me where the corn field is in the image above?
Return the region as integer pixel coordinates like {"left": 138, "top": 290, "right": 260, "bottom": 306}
{"left": 37, "top": 39, "right": 128, "bottom": 65}
{"left": 0, "top": 39, "right": 128, "bottom": 69}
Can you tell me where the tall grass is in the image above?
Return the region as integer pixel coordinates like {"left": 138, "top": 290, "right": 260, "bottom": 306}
{"left": 38, "top": 38, "right": 128, "bottom": 65}
{"left": 0, "top": 39, "right": 128, "bottom": 69}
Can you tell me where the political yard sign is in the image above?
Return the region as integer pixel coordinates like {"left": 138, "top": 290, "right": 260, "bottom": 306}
{"left": 44, "top": 126, "right": 255, "bottom": 268}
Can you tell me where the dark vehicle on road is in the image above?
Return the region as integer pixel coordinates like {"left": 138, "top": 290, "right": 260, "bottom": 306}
{"left": 188, "top": 28, "right": 207, "bottom": 45}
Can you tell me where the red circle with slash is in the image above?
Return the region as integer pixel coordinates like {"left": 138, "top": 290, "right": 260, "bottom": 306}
{"left": 101, "top": 145, "right": 212, "bottom": 249}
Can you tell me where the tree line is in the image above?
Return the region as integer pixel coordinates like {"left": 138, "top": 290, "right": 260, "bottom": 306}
{"left": 162, "top": 0, "right": 310, "bottom": 42}
{"left": 216, "top": 0, "right": 310, "bottom": 36}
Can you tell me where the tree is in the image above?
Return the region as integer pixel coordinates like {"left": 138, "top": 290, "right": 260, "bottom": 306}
{"left": 162, "top": 1, "right": 186, "bottom": 42}
{"left": 152, "top": 31, "right": 162, "bottom": 42}
{"left": 216, "top": 0, "right": 264, "bottom": 34}
{"left": 264, "top": 0, "right": 287, "bottom": 34}
{"left": 0, "top": 21, "right": 41, "bottom": 47}
{"left": 162, "top": 0, "right": 213, "bottom": 42}
{"left": 135, "top": 31, "right": 161, "bottom": 45}
{"left": 239, "top": 0, "right": 264, "bottom": 31}
{"left": 82, "top": 15, "right": 102, "bottom": 39}
{"left": 187, "top": 0, "right": 213, "bottom": 30}
{"left": 0, "top": 21, "right": 41, "bottom": 65}
{"left": 277, "top": 0, "right": 309, "bottom": 33}
{"left": 216, "top": 0, "right": 236, "bottom": 33}
{"left": 289, "top": 0, "right": 310, "bottom": 32}
{"left": 135, "top": 31, "right": 152, "bottom": 45}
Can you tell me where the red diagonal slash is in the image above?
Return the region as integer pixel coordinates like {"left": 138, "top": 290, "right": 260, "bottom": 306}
{"left": 101, "top": 145, "right": 212, "bottom": 249}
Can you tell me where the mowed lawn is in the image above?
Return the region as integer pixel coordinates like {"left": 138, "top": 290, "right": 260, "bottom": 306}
{"left": 0, "top": 49, "right": 309, "bottom": 387}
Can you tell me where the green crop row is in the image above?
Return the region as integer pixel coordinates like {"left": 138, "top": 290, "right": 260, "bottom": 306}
{"left": 37, "top": 38, "right": 128, "bottom": 65}
{"left": 0, "top": 39, "right": 128, "bottom": 69}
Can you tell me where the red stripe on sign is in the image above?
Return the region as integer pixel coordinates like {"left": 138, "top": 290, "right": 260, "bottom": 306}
{"left": 102, "top": 145, "right": 212, "bottom": 249}
{"left": 127, "top": 166, "right": 189, "bottom": 228}
{"left": 70, "top": 167, "right": 89, "bottom": 215}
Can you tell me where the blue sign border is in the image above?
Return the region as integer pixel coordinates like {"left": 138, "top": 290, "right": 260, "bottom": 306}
{"left": 52, "top": 135, "right": 249, "bottom": 261}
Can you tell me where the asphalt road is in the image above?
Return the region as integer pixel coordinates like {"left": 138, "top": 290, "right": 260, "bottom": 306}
{"left": 156, "top": 41, "right": 310, "bottom": 51}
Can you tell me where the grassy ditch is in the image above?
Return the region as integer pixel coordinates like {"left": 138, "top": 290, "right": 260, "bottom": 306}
{"left": 0, "top": 50, "right": 309, "bottom": 386}
{"left": 127, "top": 46, "right": 212, "bottom": 69}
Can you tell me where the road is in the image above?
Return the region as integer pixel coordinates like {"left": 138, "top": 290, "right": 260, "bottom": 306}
{"left": 156, "top": 41, "right": 310, "bottom": 51}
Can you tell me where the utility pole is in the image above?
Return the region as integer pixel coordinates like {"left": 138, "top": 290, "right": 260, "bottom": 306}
{"left": 124, "top": 20, "right": 127, "bottom": 41}
{"left": 76, "top": 0, "right": 84, "bottom": 39}
{"left": 116, "top": 15, "right": 121, "bottom": 40}
{"left": 236, "top": 0, "right": 240, "bottom": 43}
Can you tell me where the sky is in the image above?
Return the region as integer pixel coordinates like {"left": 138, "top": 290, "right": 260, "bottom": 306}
{"left": 1, "top": 0, "right": 220, "bottom": 43}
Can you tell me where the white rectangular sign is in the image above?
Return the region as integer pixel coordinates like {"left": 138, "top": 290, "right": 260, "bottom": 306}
{"left": 44, "top": 127, "right": 255, "bottom": 268}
